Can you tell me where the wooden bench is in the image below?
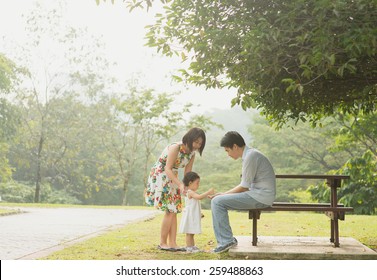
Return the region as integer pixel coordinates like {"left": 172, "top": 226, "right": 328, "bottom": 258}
{"left": 249, "top": 174, "right": 353, "bottom": 247}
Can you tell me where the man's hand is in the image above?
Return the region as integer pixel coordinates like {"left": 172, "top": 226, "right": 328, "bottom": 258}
{"left": 208, "top": 192, "right": 224, "bottom": 199}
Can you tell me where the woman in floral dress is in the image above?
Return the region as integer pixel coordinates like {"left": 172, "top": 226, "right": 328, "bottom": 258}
{"left": 145, "top": 127, "right": 206, "bottom": 251}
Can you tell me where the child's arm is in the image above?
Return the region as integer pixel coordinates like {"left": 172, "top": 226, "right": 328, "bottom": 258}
{"left": 188, "top": 188, "right": 215, "bottom": 200}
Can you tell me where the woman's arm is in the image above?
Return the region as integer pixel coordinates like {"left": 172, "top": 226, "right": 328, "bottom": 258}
{"left": 165, "top": 143, "right": 184, "bottom": 190}
{"left": 184, "top": 153, "right": 196, "bottom": 175}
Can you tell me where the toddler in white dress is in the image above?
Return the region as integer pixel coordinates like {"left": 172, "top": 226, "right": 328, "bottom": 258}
{"left": 179, "top": 172, "right": 214, "bottom": 252}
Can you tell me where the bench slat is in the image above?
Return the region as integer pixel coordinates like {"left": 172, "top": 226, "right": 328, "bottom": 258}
{"left": 272, "top": 202, "right": 345, "bottom": 207}
{"left": 276, "top": 174, "right": 350, "bottom": 180}
{"left": 257, "top": 206, "right": 354, "bottom": 212}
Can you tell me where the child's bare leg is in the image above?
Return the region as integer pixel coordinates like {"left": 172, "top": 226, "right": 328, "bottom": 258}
{"left": 186, "top": 233, "right": 195, "bottom": 247}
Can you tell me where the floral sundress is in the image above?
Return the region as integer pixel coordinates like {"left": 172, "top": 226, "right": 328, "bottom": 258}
{"left": 145, "top": 143, "right": 195, "bottom": 213}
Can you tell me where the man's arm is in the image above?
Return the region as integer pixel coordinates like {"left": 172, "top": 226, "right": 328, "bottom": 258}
{"left": 209, "top": 185, "right": 248, "bottom": 199}
{"left": 225, "top": 185, "right": 248, "bottom": 194}
{"left": 240, "top": 149, "right": 258, "bottom": 189}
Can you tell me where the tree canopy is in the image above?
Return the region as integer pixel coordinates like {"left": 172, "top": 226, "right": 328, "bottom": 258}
{"left": 0, "top": 53, "right": 17, "bottom": 94}
{"left": 126, "top": 0, "right": 377, "bottom": 126}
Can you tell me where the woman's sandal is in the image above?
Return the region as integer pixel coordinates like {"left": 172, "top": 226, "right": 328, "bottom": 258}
{"left": 157, "top": 245, "right": 176, "bottom": 252}
{"left": 157, "top": 245, "right": 186, "bottom": 252}
{"left": 173, "top": 247, "right": 186, "bottom": 252}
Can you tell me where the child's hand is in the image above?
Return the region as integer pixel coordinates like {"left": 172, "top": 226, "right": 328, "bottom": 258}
{"left": 208, "top": 188, "right": 215, "bottom": 195}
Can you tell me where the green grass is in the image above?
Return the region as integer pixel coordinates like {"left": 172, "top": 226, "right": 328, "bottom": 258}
{"left": 0, "top": 208, "right": 19, "bottom": 215}
{"left": 0, "top": 206, "right": 24, "bottom": 216}
{"left": 42, "top": 209, "right": 377, "bottom": 260}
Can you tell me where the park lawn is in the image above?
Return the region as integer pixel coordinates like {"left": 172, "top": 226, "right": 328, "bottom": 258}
{"left": 43, "top": 209, "right": 377, "bottom": 260}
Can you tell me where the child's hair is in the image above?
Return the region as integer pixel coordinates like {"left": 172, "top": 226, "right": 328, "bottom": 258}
{"left": 183, "top": 171, "right": 200, "bottom": 187}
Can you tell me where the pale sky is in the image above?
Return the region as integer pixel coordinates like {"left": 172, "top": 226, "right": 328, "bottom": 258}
{"left": 0, "top": 0, "right": 237, "bottom": 113}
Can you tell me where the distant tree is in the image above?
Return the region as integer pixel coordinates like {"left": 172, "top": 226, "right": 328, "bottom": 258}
{"left": 117, "top": 87, "right": 186, "bottom": 202}
{"left": 0, "top": 99, "right": 20, "bottom": 183}
{"left": 0, "top": 54, "right": 20, "bottom": 182}
{"left": 329, "top": 112, "right": 377, "bottom": 157}
{"left": 309, "top": 150, "right": 377, "bottom": 214}
{"left": 337, "top": 151, "right": 377, "bottom": 214}
{"left": 108, "top": 84, "right": 221, "bottom": 205}
{"left": 113, "top": 0, "right": 377, "bottom": 127}
{"left": 0, "top": 53, "right": 17, "bottom": 94}
{"left": 308, "top": 112, "right": 377, "bottom": 214}
{"left": 7, "top": 3, "right": 112, "bottom": 202}
{"left": 184, "top": 114, "right": 223, "bottom": 132}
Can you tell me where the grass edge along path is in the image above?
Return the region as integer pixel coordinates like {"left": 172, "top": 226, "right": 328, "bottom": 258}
{"left": 0, "top": 202, "right": 147, "bottom": 217}
{"left": 0, "top": 208, "right": 23, "bottom": 216}
{"left": 43, "top": 210, "right": 377, "bottom": 260}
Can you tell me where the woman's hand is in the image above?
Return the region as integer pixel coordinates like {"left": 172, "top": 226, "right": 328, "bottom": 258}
{"left": 178, "top": 182, "right": 185, "bottom": 194}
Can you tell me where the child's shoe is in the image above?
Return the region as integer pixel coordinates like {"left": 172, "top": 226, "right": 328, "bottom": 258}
{"left": 186, "top": 246, "right": 201, "bottom": 253}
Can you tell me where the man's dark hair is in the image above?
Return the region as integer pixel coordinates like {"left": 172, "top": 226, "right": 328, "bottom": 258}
{"left": 182, "top": 127, "right": 206, "bottom": 156}
{"left": 220, "top": 131, "right": 246, "bottom": 148}
{"left": 183, "top": 171, "right": 200, "bottom": 186}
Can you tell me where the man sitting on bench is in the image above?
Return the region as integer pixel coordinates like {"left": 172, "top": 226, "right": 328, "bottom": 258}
{"left": 209, "top": 131, "right": 276, "bottom": 253}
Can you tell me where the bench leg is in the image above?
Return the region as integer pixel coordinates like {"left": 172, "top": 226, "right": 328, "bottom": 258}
{"left": 252, "top": 211, "right": 258, "bottom": 246}
{"left": 329, "top": 179, "right": 341, "bottom": 247}
{"left": 330, "top": 215, "right": 340, "bottom": 247}
{"left": 334, "top": 217, "right": 340, "bottom": 247}
{"left": 330, "top": 219, "right": 334, "bottom": 243}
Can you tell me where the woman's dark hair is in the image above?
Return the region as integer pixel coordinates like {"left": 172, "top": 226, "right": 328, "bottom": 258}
{"left": 183, "top": 171, "right": 200, "bottom": 187}
{"left": 220, "top": 131, "right": 246, "bottom": 148}
{"left": 182, "top": 127, "right": 206, "bottom": 156}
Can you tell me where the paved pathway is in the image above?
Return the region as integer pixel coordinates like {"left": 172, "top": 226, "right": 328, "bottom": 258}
{"left": 0, "top": 207, "right": 158, "bottom": 260}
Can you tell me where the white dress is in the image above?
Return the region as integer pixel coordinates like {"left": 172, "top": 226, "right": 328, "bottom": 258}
{"left": 179, "top": 190, "right": 202, "bottom": 234}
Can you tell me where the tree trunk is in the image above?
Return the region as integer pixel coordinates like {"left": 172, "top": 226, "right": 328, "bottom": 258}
{"left": 34, "top": 134, "right": 44, "bottom": 203}
{"left": 121, "top": 176, "right": 129, "bottom": 206}
{"left": 142, "top": 148, "right": 151, "bottom": 189}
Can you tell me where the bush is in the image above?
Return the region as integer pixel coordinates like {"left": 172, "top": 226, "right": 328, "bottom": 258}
{"left": 338, "top": 151, "right": 377, "bottom": 215}
{"left": 309, "top": 151, "right": 377, "bottom": 215}
{"left": 45, "top": 189, "right": 82, "bottom": 204}
{"left": 0, "top": 181, "right": 82, "bottom": 204}
{"left": 0, "top": 181, "right": 34, "bottom": 202}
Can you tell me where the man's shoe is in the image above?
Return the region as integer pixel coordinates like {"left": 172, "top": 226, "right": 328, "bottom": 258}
{"left": 212, "top": 238, "right": 238, "bottom": 253}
